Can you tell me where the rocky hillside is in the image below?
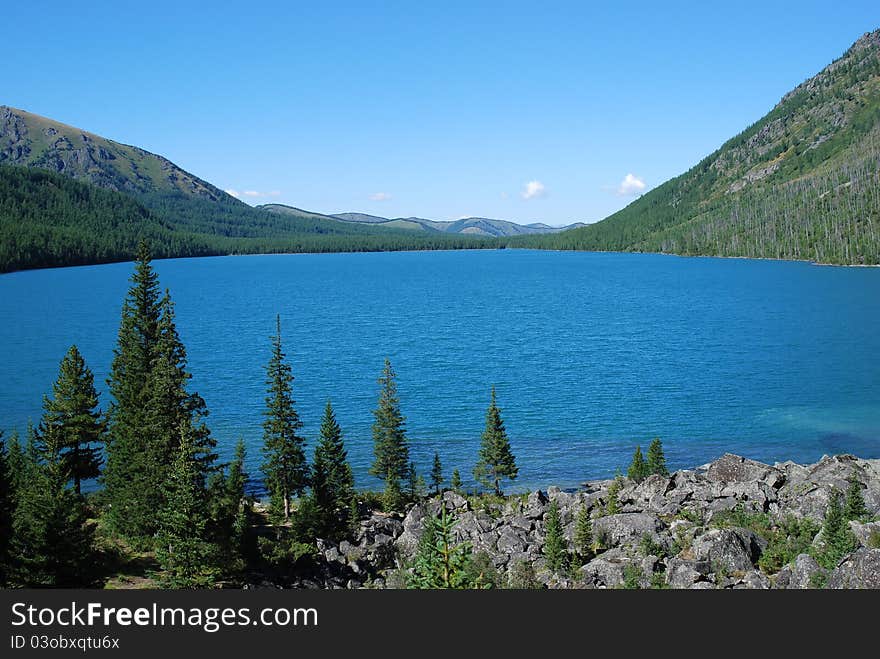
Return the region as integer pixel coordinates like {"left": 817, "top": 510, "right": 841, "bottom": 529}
{"left": 279, "top": 453, "right": 880, "bottom": 589}
{"left": 0, "top": 106, "right": 229, "bottom": 201}
{"left": 521, "top": 30, "right": 880, "bottom": 265}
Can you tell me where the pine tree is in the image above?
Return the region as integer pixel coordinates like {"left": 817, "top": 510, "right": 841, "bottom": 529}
{"left": 104, "top": 241, "right": 215, "bottom": 543}
{"left": 148, "top": 293, "right": 215, "bottom": 476}
{"left": 430, "top": 451, "right": 444, "bottom": 495}
{"left": 260, "top": 316, "right": 308, "bottom": 522}
{"left": 844, "top": 474, "right": 869, "bottom": 522}
{"left": 408, "top": 508, "right": 485, "bottom": 589}
{"left": 104, "top": 240, "right": 162, "bottom": 540}
{"left": 0, "top": 433, "right": 14, "bottom": 585}
{"left": 646, "top": 438, "right": 669, "bottom": 477}
{"left": 573, "top": 504, "right": 594, "bottom": 562}
{"left": 606, "top": 473, "right": 623, "bottom": 515}
{"left": 451, "top": 469, "right": 463, "bottom": 494}
{"left": 815, "top": 488, "right": 859, "bottom": 569}
{"left": 369, "top": 358, "right": 410, "bottom": 509}
{"left": 627, "top": 445, "right": 648, "bottom": 482}
{"left": 11, "top": 427, "right": 96, "bottom": 586}
{"left": 4, "top": 430, "right": 26, "bottom": 494}
{"left": 473, "top": 386, "right": 518, "bottom": 496}
{"left": 37, "top": 345, "right": 105, "bottom": 493}
{"left": 407, "top": 462, "right": 419, "bottom": 501}
{"left": 309, "top": 401, "right": 355, "bottom": 540}
{"left": 155, "top": 426, "right": 220, "bottom": 588}
{"left": 543, "top": 501, "right": 569, "bottom": 573}
{"left": 207, "top": 438, "right": 250, "bottom": 570}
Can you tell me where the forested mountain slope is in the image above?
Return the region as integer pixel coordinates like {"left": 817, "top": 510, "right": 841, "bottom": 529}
{"left": 518, "top": 30, "right": 880, "bottom": 264}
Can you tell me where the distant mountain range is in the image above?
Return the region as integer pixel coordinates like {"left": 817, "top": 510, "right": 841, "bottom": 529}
{"left": 325, "top": 211, "right": 584, "bottom": 237}
{"left": 2, "top": 28, "right": 879, "bottom": 271}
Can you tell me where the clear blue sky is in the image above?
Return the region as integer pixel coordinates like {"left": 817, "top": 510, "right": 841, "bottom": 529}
{"left": 5, "top": 1, "right": 878, "bottom": 225}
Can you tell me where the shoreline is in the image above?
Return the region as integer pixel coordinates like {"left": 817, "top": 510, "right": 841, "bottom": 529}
{"left": 3, "top": 244, "right": 879, "bottom": 276}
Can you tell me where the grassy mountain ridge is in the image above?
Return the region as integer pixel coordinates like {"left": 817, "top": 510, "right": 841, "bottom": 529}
{"left": 518, "top": 30, "right": 880, "bottom": 264}
{"left": 325, "top": 210, "right": 584, "bottom": 237}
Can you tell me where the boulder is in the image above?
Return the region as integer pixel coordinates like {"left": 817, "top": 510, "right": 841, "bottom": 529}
{"left": 593, "top": 513, "right": 663, "bottom": 547}
{"left": 706, "top": 453, "right": 781, "bottom": 485}
{"left": 773, "top": 554, "right": 825, "bottom": 589}
{"left": 665, "top": 558, "right": 710, "bottom": 588}
{"left": 691, "top": 527, "right": 765, "bottom": 572}
{"left": 524, "top": 490, "right": 549, "bottom": 519}
{"left": 580, "top": 548, "right": 635, "bottom": 588}
{"left": 849, "top": 520, "right": 880, "bottom": 548}
{"left": 828, "top": 548, "right": 880, "bottom": 589}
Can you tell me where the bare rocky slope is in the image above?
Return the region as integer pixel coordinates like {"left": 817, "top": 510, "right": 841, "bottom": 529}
{"left": 269, "top": 453, "right": 880, "bottom": 589}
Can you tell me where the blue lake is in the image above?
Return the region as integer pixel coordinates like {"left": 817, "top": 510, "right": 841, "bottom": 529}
{"left": 1, "top": 249, "right": 879, "bottom": 492}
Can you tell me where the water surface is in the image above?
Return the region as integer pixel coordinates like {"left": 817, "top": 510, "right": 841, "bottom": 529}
{"left": 1, "top": 250, "right": 879, "bottom": 491}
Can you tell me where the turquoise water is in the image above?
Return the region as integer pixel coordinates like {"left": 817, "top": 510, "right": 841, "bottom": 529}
{"left": 1, "top": 250, "right": 879, "bottom": 491}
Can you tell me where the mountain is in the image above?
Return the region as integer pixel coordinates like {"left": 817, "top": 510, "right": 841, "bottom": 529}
{"left": 327, "top": 211, "right": 584, "bottom": 236}
{"left": 0, "top": 106, "right": 228, "bottom": 200}
{"left": 0, "top": 112, "right": 496, "bottom": 272}
{"left": 519, "top": 30, "right": 880, "bottom": 265}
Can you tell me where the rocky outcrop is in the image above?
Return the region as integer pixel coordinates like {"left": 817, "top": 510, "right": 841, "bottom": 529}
{"left": 293, "top": 453, "right": 880, "bottom": 589}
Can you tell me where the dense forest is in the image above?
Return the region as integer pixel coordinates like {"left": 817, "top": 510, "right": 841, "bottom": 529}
{"left": 516, "top": 31, "right": 880, "bottom": 265}
{"left": 0, "top": 166, "right": 496, "bottom": 273}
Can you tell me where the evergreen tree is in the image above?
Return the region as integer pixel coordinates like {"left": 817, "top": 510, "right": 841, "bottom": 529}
{"left": 605, "top": 473, "right": 623, "bottom": 515}
{"left": 430, "top": 451, "right": 444, "bottom": 495}
{"left": 4, "top": 430, "right": 26, "bottom": 494}
{"left": 473, "top": 386, "right": 518, "bottom": 496}
{"left": 573, "top": 504, "right": 594, "bottom": 562}
{"left": 369, "top": 358, "right": 410, "bottom": 509}
{"left": 646, "top": 438, "right": 669, "bottom": 477}
{"left": 543, "top": 501, "right": 569, "bottom": 573}
{"left": 155, "top": 426, "right": 220, "bottom": 588}
{"left": 37, "top": 345, "right": 105, "bottom": 493}
{"left": 0, "top": 433, "right": 14, "bottom": 585}
{"left": 104, "top": 240, "right": 162, "bottom": 540}
{"left": 627, "top": 445, "right": 648, "bottom": 482}
{"left": 208, "top": 438, "right": 251, "bottom": 571}
{"left": 844, "top": 474, "right": 869, "bottom": 522}
{"left": 104, "top": 241, "right": 215, "bottom": 543}
{"left": 11, "top": 427, "right": 96, "bottom": 586}
{"left": 815, "top": 488, "right": 859, "bottom": 569}
{"left": 260, "top": 316, "right": 308, "bottom": 522}
{"left": 309, "top": 401, "right": 355, "bottom": 540}
{"left": 407, "top": 462, "right": 419, "bottom": 501}
{"left": 408, "top": 508, "right": 486, "bottom": 589}
{"left": 148, "top": 293, "right": 215, "bottom": 476}
{"left": 451, "top": 469, "right": 462, "bottom": 494}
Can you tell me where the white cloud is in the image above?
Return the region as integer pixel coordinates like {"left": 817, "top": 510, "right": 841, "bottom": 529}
{"left": 228, "top": 189, "right": 281, "bottom": 199}
{"left": 521, "top": 180, "right": 547, "bottom": 200}
{"left": 617, "top": 173, "right": 646, "bottom": 196}
{"left": 369, "top": 192, "right": 392, "bottom": 201}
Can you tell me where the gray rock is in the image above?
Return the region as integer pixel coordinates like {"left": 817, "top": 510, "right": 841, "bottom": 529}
{"left": 828, "top": 548, "right": 880, "bottom": 589}
{"left": 580, "top": 548, "right": 634, "bottom": 588}
{"left": 691, "top": 527, "right": 765, "bottom": 572}
{"left": 773, "top": 554, "right": 825, "bottom": 589}
{"left": 707, "top": 453, "right": 782, "bottom": 487}
{"left": 665, "top": 558, "right": 710, "bottom": 588}
{"left": 593, "top": 513, "right": 663, "bottom": 547}
{"left": 497, "top": 528, "right": 527, "bottom": 554}
{"left": 849, "top": 520, "right": 880, "bottom": 548}
{"left": 441, "top": 490, "right": 468, "bottom": 510}
{"left": 524, "top": 490, "right": 549, "bottom": 519}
